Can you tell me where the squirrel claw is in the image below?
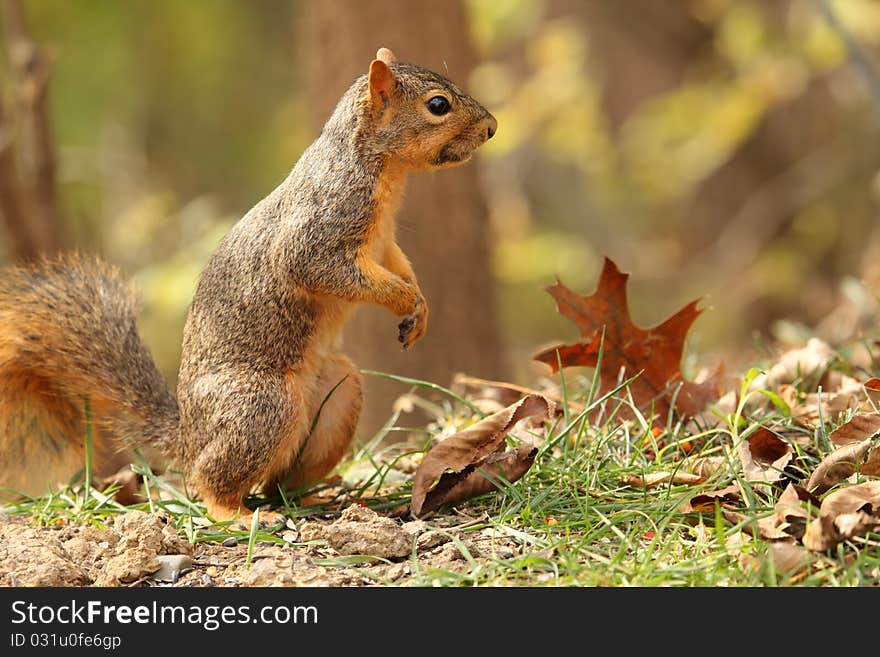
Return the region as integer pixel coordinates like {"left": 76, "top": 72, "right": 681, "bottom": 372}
{"left": 398, "top": 299, "right": 427, "bottom": 350}
{"left": 398, "top": 316, "right": 415, "bottom": 348}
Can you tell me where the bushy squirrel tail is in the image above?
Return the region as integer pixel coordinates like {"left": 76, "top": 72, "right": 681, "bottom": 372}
{"left": 0, "top": 254, "right": 180, "bottom": 497}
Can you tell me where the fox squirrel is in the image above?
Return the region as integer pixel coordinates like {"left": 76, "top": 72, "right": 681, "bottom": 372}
{"left": 0, "top": 48, "right": 496, "bottom": 524}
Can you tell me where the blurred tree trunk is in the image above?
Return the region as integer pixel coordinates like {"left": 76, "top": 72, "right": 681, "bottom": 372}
{"left": 0, "top": 0, "right": 64, "bottom": 262}
{"left": 296, "top": 0, "right": 506, "bottom": 437}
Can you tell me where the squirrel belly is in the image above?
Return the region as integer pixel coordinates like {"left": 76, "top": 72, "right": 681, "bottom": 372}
{"left": 0, "top": 48, "right": 496, "bottom": 522}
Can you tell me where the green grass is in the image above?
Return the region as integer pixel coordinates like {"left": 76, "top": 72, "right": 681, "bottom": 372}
{"left": 2, "top": 360, "right": 879, "bottom": 587}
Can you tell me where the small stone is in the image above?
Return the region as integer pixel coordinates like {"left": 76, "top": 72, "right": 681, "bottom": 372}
{"left": 380, "top": 563, "right": 411, "bottom": 581}
{"left": 222, "top": 537, "right": 238, "bottom": 548}
{"left": 417, "top": 531, "right": 449, "bottom": 550}
{"left": 281, "top": 529, "right": 299, "bottom": 544}
{"left": 325, "top": 504, "right": 411, "bottom": 559}
{"left": 435, "top": 540, "right": 482, "bottom": 563}
{"left": 151, "top": 554, "right": 193, "bottom": 582}
{"left": 436, "top": 542, "right": 464, "bottom": 562}
{"left": 401, "top": 520, "right": 428, "bottom": 536}
{"left": 205, "top": 566, "right": 220, "bottom": 576}
{"left": 298, "top": 522, "right": 327, "bottom": 542}
{"left": 242, "top": 554, "right": 297, "bottom": 587}
{"left": 401, "top": 519, "right": 449, "bottom": 550}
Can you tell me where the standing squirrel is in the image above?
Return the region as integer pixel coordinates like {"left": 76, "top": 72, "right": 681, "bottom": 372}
{"left": 0, "top": 48, "right": 496, "bottom": 524}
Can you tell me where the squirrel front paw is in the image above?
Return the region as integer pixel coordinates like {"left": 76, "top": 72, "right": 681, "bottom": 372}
{"left": 398, "top": 296, "right": 428, "bottom": 350}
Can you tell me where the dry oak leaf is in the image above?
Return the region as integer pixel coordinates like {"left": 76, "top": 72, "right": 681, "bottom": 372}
{"left": 865, "top": 377, "right": 880, "bottom": 407}
{"left": 748, "top": 337, "right": 835, "bottom": 392}
{"left": 755, "top": 483, "right": 813, "bottom": 541}
{"left": 863, "top": 447, "right": 880, "bottom": 478}
{"left": 737, "top": 426, "right": 792, "bottom": 486}
{"left": 802, "top": 480, "right": 880, "bottom": 551}
{"left": 768, "top": 541, "right": 813, "bottom": 576}
{"left": 681, "top": 455, "right": 726, "bottom": 479}
{"left": 679, "top": 484, "right": 741, "bottom": 513}
{"left": 778, "top": 379, "right": 862, "bottom": 431}
{"left": 534, "top": 257, "right": 722, "bottom": 424}
{"left": 828, "top": 412, "right": 880, "bottom": 447}
{"left": 806, "top": 439, "right": 873, "bottom": 494}
{"left": 410, "top": 394, "right": 554, "bottom": 517}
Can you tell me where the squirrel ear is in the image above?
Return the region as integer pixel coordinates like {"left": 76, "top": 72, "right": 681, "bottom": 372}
{"left": 368, "top": 57, "right": 396, "bottom": 111}
{"left": 376, "top": 47, "right": 397, "bottom": 64}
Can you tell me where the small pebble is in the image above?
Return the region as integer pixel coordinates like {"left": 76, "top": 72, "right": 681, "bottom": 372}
{"left": 222, "top": 537, "right": 238, "bottom": 547}
{"left": 206, "top": 566, "right": 220, "bottom": 576}
{"left": 151, "top": 554, "right": 193, "bottom": 582}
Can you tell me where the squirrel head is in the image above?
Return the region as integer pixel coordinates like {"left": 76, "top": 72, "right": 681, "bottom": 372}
{"left": 356, "top": 48, "right": 497, "bottom": 170}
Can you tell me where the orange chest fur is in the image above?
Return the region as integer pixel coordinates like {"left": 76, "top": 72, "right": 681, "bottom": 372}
{"left": 363, "top": 166, "right": 406, "bottom": 264}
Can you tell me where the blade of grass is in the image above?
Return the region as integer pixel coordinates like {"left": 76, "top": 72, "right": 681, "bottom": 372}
{"left": 245, "top": 508, "right": 259, "bottom": 568}
{"left": 83, "top": 397, "right": 93, "bottom": 505}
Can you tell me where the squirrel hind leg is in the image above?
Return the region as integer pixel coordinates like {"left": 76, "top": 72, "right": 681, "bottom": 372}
{"left": 275, "top": 353, "right": 363, "bottom": 496}
{"left": 185, "top": 369, "right": 309, "bottom": 524}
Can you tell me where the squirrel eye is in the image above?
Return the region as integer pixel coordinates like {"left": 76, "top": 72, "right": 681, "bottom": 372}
{"left": 426, "top": 96, "right": 451, "bottom": 116}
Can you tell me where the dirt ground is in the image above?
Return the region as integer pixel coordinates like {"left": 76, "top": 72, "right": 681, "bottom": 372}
{"left": 0, "top": 505, "right": 518, "bottom": 587}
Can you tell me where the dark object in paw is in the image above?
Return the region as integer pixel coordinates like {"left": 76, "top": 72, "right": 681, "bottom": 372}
{"left": 398, "top": 316, "right": 415, "bottom": 347}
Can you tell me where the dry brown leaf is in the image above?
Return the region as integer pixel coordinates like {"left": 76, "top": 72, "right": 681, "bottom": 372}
{"left": 721, "top": 509, "right": 752, "bottom": 535}
{"left": 436, "top": 445, "right": 538, "bottom": 511}
{"left": 410, "top": 394, "right": 554, "bottom": 517}
{"left": 738, "top": 426, "right": 792, "bottom": 485}
{"left": 623, "top": 471, "right": 704, "bottom": 488}
{"left": 533, "top": 257, "right": 722, "bottom": 425}
{"left": 749, "top": 338, "right": 835, "bottom": 392}
{"left": 749, "top": 426, "right": 791, "bottom": 463}
{"left": 802, "top": 515, "right": 840, "bottom": 551}
{"left": 834, "top": 511, "right": 880, "bottom": 537}
{"left": 828, "top": 413, "right": 880, "bottom": 446}
{"left": 683, "top": 455, "right": 726, "bottom": 479}
{"left": 725, "top": 531, "right": 761, "bottom": 571}
{"left": 679, "top": 484, "right": 741, "bottom": 513}
{"left": 863, "top": 447, "right": 880, "bottom": 477}
{"left": 865, "top": 378, "right": 880, "bottom": 407}
{"left": 769, "top": 541, "right": 812, "bottom": 575}
{"left": 756, "top": 483, "right": 812, "bottom": 540}
{"left": 806, "top": 439, "right": 872, "bottom": 494}
{"left": 779, "top": 382, "right": 862, "bottom": 430}
{"left": 819, "top": 479, "right": 880, "bottom": 516}
{"left": 803, "top": 480, "right": 880, "bottom": 551}
{"left": 686, "top": 389, "right": 738, "bottom": 432}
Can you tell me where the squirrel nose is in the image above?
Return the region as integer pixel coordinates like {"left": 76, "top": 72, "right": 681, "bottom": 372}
{"left": 486, "top": 114, "right": 497, "bottom": 140}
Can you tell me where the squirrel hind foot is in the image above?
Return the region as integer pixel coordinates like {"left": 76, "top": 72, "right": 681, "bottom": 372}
{"left": 204, "top": 498, "right": 286, "bottom": 531}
